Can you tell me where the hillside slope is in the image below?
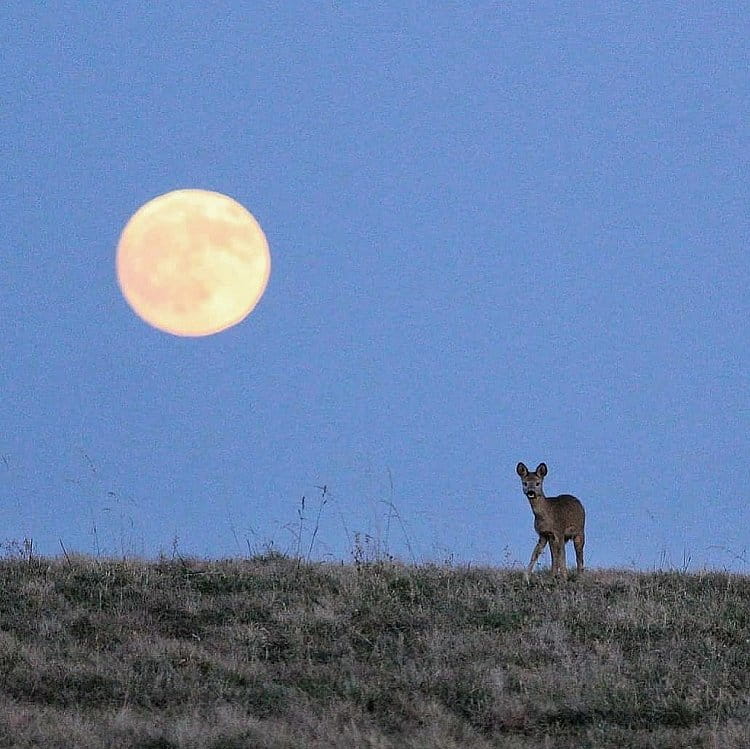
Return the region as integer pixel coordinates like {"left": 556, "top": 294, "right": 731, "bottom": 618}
{"left": 1, "top": 555, "right": 748, "bottom": 748}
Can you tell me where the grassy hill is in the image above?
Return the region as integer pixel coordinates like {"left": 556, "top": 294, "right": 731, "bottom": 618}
{"left": 0, "top": 553, "right": 748, "bottom": 748}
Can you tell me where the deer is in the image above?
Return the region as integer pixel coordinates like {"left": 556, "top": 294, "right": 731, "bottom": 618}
{"left": 516, "top": 462, "right": 585, "bottom": 581}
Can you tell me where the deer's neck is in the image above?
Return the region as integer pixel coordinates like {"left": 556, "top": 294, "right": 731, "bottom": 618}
{"left": 527, "top": 493, "right": 551, "bottom": 517}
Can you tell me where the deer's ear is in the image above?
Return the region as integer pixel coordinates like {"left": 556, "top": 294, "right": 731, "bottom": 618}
{"left": 536, "top": 462, "right": 548, "bottom": 477}
{"left": 516, "top": 462, "right": 528, "bottom": 477}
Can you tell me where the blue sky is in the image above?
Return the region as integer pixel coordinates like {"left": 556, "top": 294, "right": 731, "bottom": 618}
{"left": 2, "top": 3, "right": 748, "bottom": 572}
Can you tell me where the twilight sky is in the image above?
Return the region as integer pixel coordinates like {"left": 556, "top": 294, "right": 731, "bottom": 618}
{"left": 2, "top": 2, "right": 748, "bottom": 572}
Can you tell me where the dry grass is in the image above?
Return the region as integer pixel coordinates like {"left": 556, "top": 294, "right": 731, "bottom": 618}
{"left": 0, "top": 554, "right": 749, "bottom": 748}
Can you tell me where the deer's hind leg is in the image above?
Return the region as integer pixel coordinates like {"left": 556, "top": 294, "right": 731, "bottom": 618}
{"left": 573, "top": 533, "right": 585, "bottom": 575}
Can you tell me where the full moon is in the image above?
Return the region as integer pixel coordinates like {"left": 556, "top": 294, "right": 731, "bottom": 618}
{"left": 116, "top": 189, "right": 271, "bottom": 337}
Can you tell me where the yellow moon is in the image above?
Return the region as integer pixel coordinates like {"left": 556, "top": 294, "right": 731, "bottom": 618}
{"left": 116, "top": 189, "right": 271, "bottom": 336}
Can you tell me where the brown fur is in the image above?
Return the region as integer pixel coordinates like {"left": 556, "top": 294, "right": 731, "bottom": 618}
{"left": 516, "top": 462, "right": 585, "bottom": 580}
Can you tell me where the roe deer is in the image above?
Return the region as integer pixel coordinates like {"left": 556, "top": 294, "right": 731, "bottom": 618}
{"left": 516, "top": 462, "right": 585, "bottom": 581}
